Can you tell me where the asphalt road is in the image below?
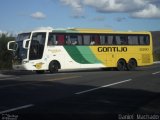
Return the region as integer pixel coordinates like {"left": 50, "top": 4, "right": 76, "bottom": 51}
{"left": 0, "top": 64, "right": 160, "bottom": 120}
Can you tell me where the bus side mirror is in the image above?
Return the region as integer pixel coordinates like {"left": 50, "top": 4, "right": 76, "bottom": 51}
{"left": 7, "top": 41, "right": 18, "bottom": 51}
{"left": 23, "top": 39, "right": 30, "bottom": 49}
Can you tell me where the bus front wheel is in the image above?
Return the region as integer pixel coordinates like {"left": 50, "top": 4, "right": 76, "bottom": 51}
{"left": 117, "top": 59, "right": 127, "bottom": 71}
{"left": 49, "top": 61, "right": 59, "bottom": 73}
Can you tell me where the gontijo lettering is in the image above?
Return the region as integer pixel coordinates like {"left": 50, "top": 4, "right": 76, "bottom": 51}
{"left": 98, "top": 47, "right": 127, "bottom": 52}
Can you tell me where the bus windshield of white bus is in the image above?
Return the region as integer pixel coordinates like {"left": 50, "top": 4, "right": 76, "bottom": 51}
{"left": 29, "top": 32, "right": 46, "bottom": 60}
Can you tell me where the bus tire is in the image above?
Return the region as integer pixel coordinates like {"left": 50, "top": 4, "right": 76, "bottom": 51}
{"left": 127, "top": 59, "right": 137, "bottom": 71}
{"left": 49, "top": 61, "right": 59, "bottom": 73}
{"left": 117, "top": 59, "right": 127, "bottom": 71}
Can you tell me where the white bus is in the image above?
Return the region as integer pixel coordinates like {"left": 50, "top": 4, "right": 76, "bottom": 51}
{"left": 7, "top": 28, "right": 153, "bottom": 73}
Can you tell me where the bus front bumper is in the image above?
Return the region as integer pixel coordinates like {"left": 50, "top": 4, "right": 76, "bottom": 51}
{"left": 12, "top": 63, "right": 38, "bottom": 71}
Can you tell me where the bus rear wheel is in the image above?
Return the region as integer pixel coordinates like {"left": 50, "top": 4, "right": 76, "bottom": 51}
{"left": 127, "top": 59, "right": 137, "bottom": 71}
{"left": 49, "top": 61, "right": 59, "bottom": 73}
{"left": 117, "top": 59, "right": 127, "bottom": 71}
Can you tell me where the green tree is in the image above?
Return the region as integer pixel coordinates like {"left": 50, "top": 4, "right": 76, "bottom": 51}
{"left": 0, "top": 33, "right": 15, "bottom": 69}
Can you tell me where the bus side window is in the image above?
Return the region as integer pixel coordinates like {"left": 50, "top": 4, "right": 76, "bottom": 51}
{"left": 128, "top": 36, "right": 139, "bottom": 45}
{"left": 57, "top": 35, "right": 65, "bottom": 45}
{"left": 71, "top": 36, "right": 78, "bottom": 45}
{"left": 112, "top": 36, "right": 117, "bottom": 45}
{"left": 100, "top": 35, "right": 117, "bottom": 45}
{"left": 65, "top": 35, "right": 71, "bottom": 45}
{"left": 48, "top": 34, "right": 57, "bottom": 46}
{"left": 115, "top": 36, "right": 121, "bottom": 45}
{"left": 139, "top": 35, "right": 150, "bottom": 45}
{"left": 77, "top": 35, "right": 82, "bottom": 45}
{"left": 94, "top": 35, "right": 100, "bottom": 45}
{"left": 145, "top": 36, "right": 150, "bottom": 45}
{"left": 139, "top": 36, "right": 144, "bottom": 45}
{"left": 128, "top": 36, "right": 132, "bottom": 45}
{"left": 90, "top": 35, "right": 96, "bottom": 45}
{"left": 108, "top": 36, "right": 114, "bottom": 45}
{"left": 83, "top": 35, "right": 90, "bottom": 45}
{"left": 48, "top": 35, "right": 53, "bottom": 45}
{"left": 66, "top": 35, "right": 80, "bottom": 45}
{"left": 90, "top": 35, "right": 100, "bottom": 45}
{"left": 120, "top": 36, "right": 128, "bottom": 45}
{"left": 100, "top": 35, "right": 105, "bottom": 45}
{"left": 115, "top": 36, "right": 127, "bottom": 45}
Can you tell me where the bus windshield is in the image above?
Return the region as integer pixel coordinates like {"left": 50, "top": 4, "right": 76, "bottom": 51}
{"left": 17, "top": 33, "right": 31, "bottom": 41}
{"left": 29, "top": 32, "right": 46, "bottom": 60}
{"left": 13, "top": 33, "right": 31, "bottom": 64}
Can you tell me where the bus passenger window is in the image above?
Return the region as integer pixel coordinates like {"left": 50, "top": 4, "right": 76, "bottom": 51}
{"left": 100, "top": 35, "right": 109, "bottom": 45}
{"left": 115, "top": 36, "right": 127, "bottom": 45}
{"left": 115, "top": 36, "right": 121, "bottom": 45}
{"left": 71, "top": 36, "right": 78, "bottom": 45}
{"left": 77, "top": 35, "right": 82, "bottom": 45}
{"left": 67, "top": 35, "right": 79, "bottom": 45}
{"left": 90, "top": 39, "right": 95, "bottom": 45}
{"left": 48, "top": 34, "right": 57, "bottom": 46}
{"left": 90, "top": 35, "right": 95, "bottom": 45}
{"left": 120, "top": 36, "right": 128, "bottom": 45}
{"left": 94, "top": 35, "right": 100, "bottom": 45}
{"left": 100, "top": 36, "right": 105, "bottom": 45}
{"left": 128, "top": 36, "right": 132, "bottom": 45}
{"left": 107, "top": 36, "right": 114, "bottom": 45}
{"left": 83, "top": 35, "right": 90, "bottom": 45}
{"left": 128, "top": 36, "right": 139, "bottom": 45}
{"left": 72, "top": 40, "right": 78, "bottom": 45}
{"left": 145, "top": 36, "right": 150, "bottom": 45}
{"left": 139, "top": 36, "right": 150, "bottom": 45}
{"left": 57, "top": 35, "right": 65, "bottom": 45}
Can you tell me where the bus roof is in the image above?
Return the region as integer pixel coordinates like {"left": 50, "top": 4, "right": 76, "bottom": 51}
{"left": 52, "top": 28, "right": 113, "bottom": 34}
{"left": 52, "top": 28, "right": 151, "bottom": 34}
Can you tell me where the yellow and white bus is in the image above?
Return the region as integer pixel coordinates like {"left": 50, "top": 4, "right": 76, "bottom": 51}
{"left": 7, "top": 28, "right": 153, "bottom": 73}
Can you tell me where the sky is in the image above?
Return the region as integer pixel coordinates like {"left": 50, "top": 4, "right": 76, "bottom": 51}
{"left": 0, "top": 0, "right": 160, "bottom": 34}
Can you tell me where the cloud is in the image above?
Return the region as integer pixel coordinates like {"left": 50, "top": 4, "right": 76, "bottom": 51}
{"left": 83, "top": 0, "right": 151, "bottom": 13}
{"left": 83, "top": 0, "right": 124, "bottom": 12}
{"left": 31, "top": 12, "right": 46, "bottom": 19}
{"left": 60, "top": 0, "right": 83, "bottom": 12}
{"left": 60, "top": 0, "right": 84, "bottom": 18}
{"left": 131, "top": 4, "right": 160, "bottom": 18}
{"left": 59, "top": 0, "right": 160, "bottom": 19}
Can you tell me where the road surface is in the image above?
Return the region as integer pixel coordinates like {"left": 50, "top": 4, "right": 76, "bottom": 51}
{"left": 0, "top": 64, "right": 160, "bottom": 120}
